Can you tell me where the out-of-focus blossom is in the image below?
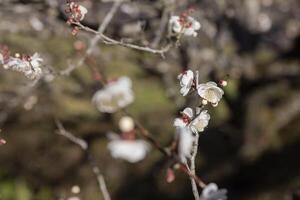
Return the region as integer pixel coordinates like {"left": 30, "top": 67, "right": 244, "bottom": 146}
{"left": 92, "top": 77, "right": 134, "bottom": 113}
{"left": 166, "top": 168, "right": 176, "bottom": 183}
{"left": 0, "top": 138, "right": 6, "bottom": 145}
{"left": 107, "top": 135, "right": 150, "bottom": 163}
{"left": 3, "top": 53, "right": 43, "bottom": 80}
{"left": 174, "top": 107, "right": 193, "bottom": 128}
{"left": 67, "top": 197, "right": 80, "bottom": 200}
{"left": 190, "top": 110, "right": 210, "bottom": 133}
{"left": 178, "top": 70, "right": 194, "bottom": 96}
{"left": 169, "top": 16, "right": 201, "bottom": 37}
{"left": 200, "top": 183, "right": 228, "bottom": 200}
{"left": 178, "top": 127, "right": 195, "bottom": 163}
{"left": 69, "top": 2, "right": 88, "bottom": 21}
{"left": 197, "top": 82, "right": 224, "bottom": 107}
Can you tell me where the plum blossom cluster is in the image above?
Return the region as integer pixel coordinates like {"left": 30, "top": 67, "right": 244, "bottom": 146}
{"left": 65, "top": 0, "right": 88, "bottom": 35}
{"left": 174, "top": 70, "right": 225, "bottom": 162}
{"left": 107, "top": 116, "right": 150, "bottom": 163}
{"left": 92, "top": 76, "right": 134, "bottom": 113}
{"left": 91, "top": 76, "right": 149, "bottom": 163}
{"left": 169, "top": 9, "right": 201, "bottom": 37}
{"left": 0, "top": 46, "right": 43, "bottom": 80}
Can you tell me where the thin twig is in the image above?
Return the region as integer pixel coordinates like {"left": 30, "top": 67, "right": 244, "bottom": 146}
{"left": 55, "top": 119, "right": 111, "bottom": 200}
{"left": 189, "top": 133, "right": 200, "bottom": 200}
{"left": 60, "top": 0, "right": 123, "bottom": 76}
{"left": 72, "top": 22, "right": 172, "bottom": 57}
{"left": 55, "top": 119, "right": 88, "bottom": 150}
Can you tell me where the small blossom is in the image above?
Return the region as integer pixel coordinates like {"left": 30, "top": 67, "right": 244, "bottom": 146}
{"left": 69, "top": 2, "right": 88, "bottom": 21}
{"left": 178, "top": 70, "right": 194, "bottom": 96}
{"left": 177, "top": 127, "right": 195, "bottom": 163}
{"left": 190, "top": 110, "right": 210, "bottom": 133}
{"left": 173, "top": 107, "right": 193, "bottom": 128}
{"left": 107, "top": 134, "right": 150, "bottom": 163}
{"left": 4, "top": 53, "right": 43, "bottom": 80}
{"left": 200, "top": 183, "right": 228, "bottom": 200}
{"left": 92, "top": 77, "right": 134, "bottom": 113}
{"left": 197, "top": 81, "right": 224, "bottom": 107}
{"left": 169, "top": 16, "right": 201, "bottom": 37}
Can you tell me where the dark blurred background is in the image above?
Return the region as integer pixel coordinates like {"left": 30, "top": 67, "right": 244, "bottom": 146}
{"left": 0, "top": 0, "right": 299, "bottom": 199}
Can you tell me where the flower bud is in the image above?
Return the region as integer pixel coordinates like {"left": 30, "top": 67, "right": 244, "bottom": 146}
{"left": 202, "top": 99, "right": 208, "bottom": 105}
{"left": 219, "top": 80, "right": 227, "bottom": 87}
{"left": 119, "top": 116, "right": 134, "bottom": 132}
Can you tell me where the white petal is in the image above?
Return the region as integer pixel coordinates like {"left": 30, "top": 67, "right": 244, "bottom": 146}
{"left": 173, "top": 118, "right": 187, "bottom": 128}
{"left": 107, "top": 140, "right": 150, "bottom": 163}
{"left": 202, "top": 183, "right": 218, "bottom": 197}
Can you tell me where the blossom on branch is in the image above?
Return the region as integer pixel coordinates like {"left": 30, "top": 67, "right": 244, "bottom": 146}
{"left": 178, "top": 70, "right": 194, "bottom": 96}
{"left": 197, "top": 81, "right": 224, "bottom": 107}
{"left": 169, "top": 15, "right": 201, "bottom": 37}
{"left": 67, "top": 2, "right": 88, "bottom": 22}
{"left": 3, "top": 53, "right": 43, "bottom": 80}
{"left": 190, "top": 110, "right": 210, "bottom": 133}
{"left": 200, "top": 183, "right": 228, "bottom": 200}
{"left": 173, "top": 107, "right": 193, "bottom": 128}
{"left": 92, "top": 77, "right": 134, "bottom": 113}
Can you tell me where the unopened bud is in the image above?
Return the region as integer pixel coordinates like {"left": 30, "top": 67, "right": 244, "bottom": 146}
{"left": 119, "top": 116, "right": 134, "bottom": 132}
{"left": 0, "top": 138, "right": 6, "bottom": 145}
{"left": 166, "top": 168, "right": 176, "bottom": 183}
{"left": 202, "top": 99, "right": 208, "bottom": 105}
{"left": 219, "top": 80, "right": 227, "bottom": 87}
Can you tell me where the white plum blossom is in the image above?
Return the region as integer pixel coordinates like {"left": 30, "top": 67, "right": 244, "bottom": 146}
{"left": 177, "top": 127, "right": 195, "bottom": 163}
{"left": 173, "top": 107, "right": 193, "bottom": 128}
{"left": 107, "top": 134, "right": 150, "bottom": 163}
{"left": 92, "top": 77, "right": 134, "bottom": 113}
{"left": 200, "top": 183, "right": 228, "bottom": 200}
{"left": 197, "top": 81, "right": 224, "bottom": 107}
{"left": 70, "top": 2, "right": 88, "bottom": 21}
{"left": 190, "top": 110, "right": 210, "bottom": 133}
{"left": 169, "top": 16, "right": 201, "bottom": 37}
{"left": 178, "top": 70, "right": 194, "bottom": 96}
{"left": 3, "top": 53, "right": 43, "bottom": 80}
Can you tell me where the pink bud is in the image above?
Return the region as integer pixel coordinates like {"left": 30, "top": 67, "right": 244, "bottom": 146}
{"left": 219, "top": 80, "right": 228, "bottom": 87}
{"left": 166, "top": 168, "right": 176, "bottom": 183}
{"left": 0, "top": 138, "right": 6, "bottom": 145}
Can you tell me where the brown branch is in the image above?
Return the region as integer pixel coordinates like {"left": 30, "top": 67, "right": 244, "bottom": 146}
{"left": 72, "top": 22, "right": 172, "bottom": 58}
{"left": 55, "top": 119, "right": 111, "bottom": 200}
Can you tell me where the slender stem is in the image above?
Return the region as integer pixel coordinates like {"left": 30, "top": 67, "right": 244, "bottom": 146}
{"left": 55, "top": 119, "right": 111, "bottom": 200}
{"left": 72, "top": 22, "right": 172, "bottom": 57}
{"left": 189, "top": 133, "right": 200, "bottom": 200}
{"left": 60, "top": 0, "right": 123, "bottom": 76}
